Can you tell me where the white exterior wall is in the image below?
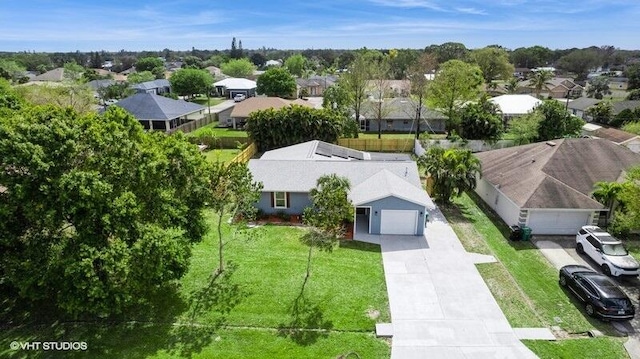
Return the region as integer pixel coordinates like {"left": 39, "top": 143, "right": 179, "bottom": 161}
{"left": 475, "top": 178, "right": 521, "bottom": 227}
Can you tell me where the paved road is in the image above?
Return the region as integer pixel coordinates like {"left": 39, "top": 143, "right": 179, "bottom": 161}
{"left": 361, "top": 208, "right": 538, "bottom": 359}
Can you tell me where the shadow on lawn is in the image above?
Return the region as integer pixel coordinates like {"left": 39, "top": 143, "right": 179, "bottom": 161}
{"left": 0, "top": 264, "right": 248, "bottom": 359}
{"left": 277, "top": 231, "right": 334, "bottom": 346}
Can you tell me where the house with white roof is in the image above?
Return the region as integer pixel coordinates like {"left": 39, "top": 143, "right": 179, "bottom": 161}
{"left": 489, "top": 94, "right": 542, "bottom": 122}
{"left": 214, "top": 78, "right": 257, "bottom": 99}
{"left": 248, "top": 140, "right": 432, "bottom": 236}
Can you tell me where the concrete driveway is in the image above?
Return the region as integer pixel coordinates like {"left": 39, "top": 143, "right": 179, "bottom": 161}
{"left": 360, "top": 208, "right": 539, "bottom": 358}
{"left": 533, "top": 236, "right": 640, "bottom": 359}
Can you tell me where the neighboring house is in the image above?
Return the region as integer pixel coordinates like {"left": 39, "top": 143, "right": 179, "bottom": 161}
{"left": 547, "top": 78, "right": 584, "bottom": 99}
{"left": 514, "top": 67, "right": 531, "bottom": 80}
{"left": 205, "top": 66, "right": 223, "bottom": 77}
{"left": 265, "top": 60, "right": 283, "bottom": 67}
{"left": 114, "top": 93, "right": 205, "bottom": 132}
{"left": 582, "top": 124, "right": 640, "bottom": 153}
{"left": 248, "top": 140, "right": 431, "bottom": 236}
{"left": 214, "top": 77, "right": 257, "bottom": 99}
{"left": 489, "top": 94, "right": 542, "bottom": 121}
{"left": 87, "top": 79, "right": 116, "bottom": 92}
{"left": 296, "top": 75, "right": 337, "bottom": 97}
{"left": 361, "top": 97, "right": 447, "bottom": 133}
{"left": 120, "top": 67, "right": 136, "bottom": 75}
{"left": 612, "top": 100, "right": 640, "bottom": 116}
{"left": 31, "top": 67, "right": 65, "bottom": 82}
{"left": 609, "top": 77, "right": 629, "bottom": 90}
{"left": 475, "top": 138, "right": 640, "bottom": 235}
{"left": 366, "top": 80, "right": 411, "bottom": 97}
{"left": 567, "top": 97, "right": 601, "bottom": 121}
{"left": 131, "top": 79, "right": 171, "bottom": 95}
{"left": 227, "top": 96, "right": 313, "bottom": 129}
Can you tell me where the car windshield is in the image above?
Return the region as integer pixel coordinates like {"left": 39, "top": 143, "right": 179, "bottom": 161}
{"left": 603, "top": 298, "right": 633, "bottom": 309}
{"left": 602, "top": 243, "right": 629, "bottom": 256}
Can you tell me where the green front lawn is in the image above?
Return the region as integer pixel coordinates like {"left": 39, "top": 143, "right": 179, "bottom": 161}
{"left": 442, "top": 192, "right": 627, "bottom": 358}
{"left": 192, "top": 96, "right": 225, "bottom": 107}
{"left": 0, "top": 215, "right": 390, "bottom": 359}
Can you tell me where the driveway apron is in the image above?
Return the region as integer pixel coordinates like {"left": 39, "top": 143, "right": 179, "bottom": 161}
{"left": 376, "top": 208, "right": 538, "bottom": 359}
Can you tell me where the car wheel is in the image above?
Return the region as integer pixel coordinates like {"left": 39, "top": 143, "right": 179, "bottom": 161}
{"left": 585, "top": 303, "right": 596, "bottom": 317}
{"left": 602, "top": 264, "right": 612, "bottom": 276}
{"left": 559, "top": 274, "right": 567, "bottom": 287}
{"left": 576, "top": 243, "right": 584, "bottom": 254}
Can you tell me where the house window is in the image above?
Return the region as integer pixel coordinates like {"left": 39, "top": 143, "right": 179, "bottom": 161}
{"left": 386, "top": 120, "right": 393, "bottom": 129}
{"left": 273, "top": 192, "right": 287, "bottom": 208}
{"left": 403, "top": 120, "right": 409, "bottom": 125}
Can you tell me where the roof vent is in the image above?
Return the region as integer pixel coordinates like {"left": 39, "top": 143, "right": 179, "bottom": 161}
{"left": 546, "top": 141, "right": 556, "bottom": 147}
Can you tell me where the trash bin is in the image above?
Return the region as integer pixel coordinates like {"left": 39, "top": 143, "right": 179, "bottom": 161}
{"left": 521, "top": 226, "right": 532, "bottom": 241}
{"left": 509, "top": 225, "right": 522, "bottom": 241}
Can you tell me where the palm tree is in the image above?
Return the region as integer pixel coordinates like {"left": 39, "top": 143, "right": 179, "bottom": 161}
{"left": 529, "top": 70, "right": 553, "bottom": 99}
{"left": 592, "top": 181, "right": 623, "bottom": 228}
{"left": 505, "top": 77, "right": 519, "bottom": 94}
{"left": 420, "top": 147, "right": 482, "bottom": 203}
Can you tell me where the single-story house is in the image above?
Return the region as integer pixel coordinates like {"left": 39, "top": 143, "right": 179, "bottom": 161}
{"left": 489, "top": 94, "right": 542, "bottom": 121}
{"left": 567, "top": 97, "right": 601, "bottom": 121}
{"left": 31, "top": 67, "right": 65, "bottom": 82}
{"left": 582, "top": 124, "right": 640, "bottom": 153}
{"left": 131, "top": 79, "right": 171, "bottom": 95}
{"left": 361, "top": 97, "right": 447, "bottom": 133}
{"left": 475, "top": 138, "right": 640, "bottom": 235}
{"left": 248, "top": 140, "right": 431, "bottom": 236}
{"left": 612, "top": 100, "right": 640, "bottom": 116}
{"left": 214, "top": 78, "right": 257, "bottom": 99}
{"left": 205, "top": 66, "right": 223, "bottom": 77}
{"left": 227, "top": 96, "right": 313, "bottom": 129}
{"left": 114, "top": 93, "right": 205, "bottom": 132}
{"left": 366, "top": 79, "right": 411, "bottom": 97}
{"left": 296, "top": 75, "right": 337, "bottom": 97}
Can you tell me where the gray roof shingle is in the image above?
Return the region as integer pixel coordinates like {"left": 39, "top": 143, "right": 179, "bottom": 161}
{"left": 114, "top": 93, "right": 204, "bottom": 121}
{"left": 475, "top": 138, "right": 640, "bottom": 209}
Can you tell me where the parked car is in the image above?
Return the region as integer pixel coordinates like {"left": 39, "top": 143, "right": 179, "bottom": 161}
{"left": 576, "top": 225, "right": 640, "bottom": 276}
{"left": 233, "top": 94, "right": 246, "bottom": 102}
{"left": 559, "top": 265, "right": 635, "bottom": 321}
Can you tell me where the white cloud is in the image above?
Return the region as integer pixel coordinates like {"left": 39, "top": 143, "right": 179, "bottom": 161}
{"left": 455, "top": 7, "right": 487, "bottom": 15}
{"left": 368, "top": 0, "right": 444, "bottom": 11}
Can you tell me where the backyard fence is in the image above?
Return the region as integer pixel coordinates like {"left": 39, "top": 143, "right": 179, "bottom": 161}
{"left": 229, "top": 142, "right": 257, "bottom": 164}
{"left": 337, "top": 138, "right": 415, "bottom": 152}
{"left": 167, "top": 113, "right": 216, "bottom": 135}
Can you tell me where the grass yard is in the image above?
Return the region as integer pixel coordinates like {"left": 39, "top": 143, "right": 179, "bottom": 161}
{"left": 442, "top": 192, "right": 628, "bottom": 358}
{"left": 203, "top": 149, "right": 241, "bottom": 164}
{"left": 0, "top": 214, "right": 390, "bottom": 359}
{"left": 188, "top": 123, "right": 249, "bottom": 138}
{"left": 192, "top": 96, "right": 225, "bottom": 107}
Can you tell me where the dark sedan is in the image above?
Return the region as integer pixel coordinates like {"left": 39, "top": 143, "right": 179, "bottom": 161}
{"left": 559, "top": 265, "right": 635, "bottom": 321}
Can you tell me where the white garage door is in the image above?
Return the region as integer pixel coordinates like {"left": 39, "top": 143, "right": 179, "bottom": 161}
{"left": 380, "top": 210, "right": 418, "bottom": 235}
{"left": 527, "top": 211, "right": 592, "bottom": 235}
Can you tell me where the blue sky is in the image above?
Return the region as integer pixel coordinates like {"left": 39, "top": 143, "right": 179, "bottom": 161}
{"left": 1, "top": 0, "right": 639, "bottom": 52}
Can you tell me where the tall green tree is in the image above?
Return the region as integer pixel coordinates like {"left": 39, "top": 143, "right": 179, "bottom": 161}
{"left": 0, "top": 59, "right": 27, "bottom": 83}
{"left": 0, "top": 106, "right": 210, "bottom": 317}
{"left": 303, "top": 174, "right": 353, "bottom": 239}
{"left": 428, "top": 59, "right": 483, "bottom": 133}
{"left": 340, "top": 54, "right": 373, "bottom": 132}
{"left": 471, "top": 47, "right": 515, "bottom": 84}
{"left": 127, "top": 71, "right": 155, "bottom": 84}
{"left": 408, "top": 53, "right": 438, "bottom": 139}
{"left": 63, "top": 61, "right": 84, "bottom": 82}
{"left": 366, "top": 57, "right": 393, "bottom": 139}
{"left": 529, "top": 70, "right": 553, "bottom": 98}
{"left": 585, "top": 101, "right": 613, "bottom": 125}
{"left": 135, "top": 56, "right": 164, "bottom": 72}
{"left": 169, "top": 68, "right": 214, "bottom": 99}
{"left": 592, "top": 181, "right": 624, "bottom": 228}
{"left": 221, "top": 58, "right": 257, "bottom": 78}
{"left": 625, "top": 64, "right": 640, "bottom": 90}
{"left": 256, "top": 67, "right": 297, "bottom": 98}
{"left": 587, "top": 76, "right": 611, "bottom": 99}
{"left": 509, "top": 46, "right": 553, "bottom": 68}
{"left": 208, "top": 161, "right": 262, "bottom": 273}
{"left": 322, "top": 83, "right": 351, "bottom": 115}
{"left": 536, "top": 100, "right": 585, "bottom": 140}
{"left": 425, "top": 42, "right": 469, "bottom": 63}
{"left": 284, "top": 54, "right": 307, "bottom": 77}
{"left": 507, "top": 111, "right": 542, "bottom": 145}
{"left": 557, "top": 49, "right": 601, "bottom": 81}
{"left": 419, "top": 147, "right": 481, "bottom": 203}
{"left": 610, "top": 167, "right": 640, "bottom": 236}
{"left": 458, "top": 99, "right": 503, "bottom": 141}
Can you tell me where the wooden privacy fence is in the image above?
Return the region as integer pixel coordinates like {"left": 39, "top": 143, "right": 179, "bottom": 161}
{"left": 167, "top": 113, "right": 216, "bottom": 135}
{"left": 337, "top": 138, "right": 414, "bottom": 152}
{"left": 229, "top": 142, "right": 257, "bottom": 164}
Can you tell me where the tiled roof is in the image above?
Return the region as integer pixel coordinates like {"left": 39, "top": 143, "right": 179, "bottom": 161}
{"left": 475, "top": 138, "right": 640, "bottom": 209}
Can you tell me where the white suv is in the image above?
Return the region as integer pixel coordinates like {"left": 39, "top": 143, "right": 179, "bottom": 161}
{"left": 576, "top": 226, "right": 640, "bottom": 277}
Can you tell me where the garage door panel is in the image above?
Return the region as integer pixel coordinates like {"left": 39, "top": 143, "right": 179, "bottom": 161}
{"left": 380, "top": 210, "right": 417, "bottom": 235}
{"left": 528, "top": 211, "right": 591, "bottom": 235}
